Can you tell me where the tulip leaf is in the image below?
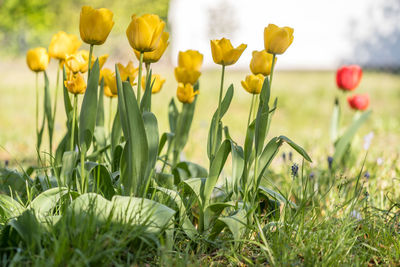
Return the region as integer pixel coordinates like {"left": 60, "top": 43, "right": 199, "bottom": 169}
{"left": 333, "top": 110, "right": 371, "bottom": 163}
{"left": 168, "top": 99, "right": 179, "bottom": 133}
{"left": 213, "top": 208, "right": 247, "bottom": 242}
{"left": 79, "top": 59, "right": 100, "bottom": 153}
{"left": 96, "top": 78, "right": 105, "bottom": 127}
{"left": 62, "top": 66, "right": 73, "bottom": 122}
{"left": 256, "top": 137, "right": 283, "bottom": 184}
{"left": 29, "top": 187, "right": 69, "bottom": 219}
{"left": 60, "top": 151, "right": 78, "bottom": 187}
{"left": 172, "top": 161, "right": 208, "bottom": 184}
{"left": 111, "top": 109, "right": 122, "bottom": 155}
{"left": 143, "top": 111, "right": 159, "bottom": 179}
{"left": 279, "top": 136, "right": 312, "bottom": 162}
{"left": 203, "top": 139, "right": 231, "bottom": 207}
{"left": 140, "top": 69, "right": 153, "bottom": 113}
{"left": 0, "top": 194, "right": 24, "bottom": 222}
{"left": 89, "top": 164, "right": 115, "bottom": 200}
{"left": 117, "top": 69, "right": 149, "bottom": 196}
{"left": 254, "top": 77, "right": 271, "bottom": 156}
{"left": 158, "top": 132, "right": 174, "bottom": 156}
{"left": 43, "top": 71, "right": 54, "bottom": 151}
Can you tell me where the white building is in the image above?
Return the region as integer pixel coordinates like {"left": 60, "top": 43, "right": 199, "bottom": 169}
{"left": 168, "top": 0, "right": 400, "bottom": 70}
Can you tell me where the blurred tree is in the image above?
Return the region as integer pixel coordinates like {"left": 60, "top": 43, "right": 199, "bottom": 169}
{"left": 0, "top": 0, "right": 170, "bottom": 56}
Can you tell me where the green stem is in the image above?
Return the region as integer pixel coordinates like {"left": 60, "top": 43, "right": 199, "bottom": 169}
{"left": 88, "top": 44, "right": 94, "bottom": 79}
{"left": 270, "top": 54, "right": 276, "bottom": 89}
{"left": 81, "top": 150, "right": 86, "bottom": 193}
{"left": 108, "top": 98, "right": 112, "bottom": 134}
{"left": 211, "top": 64, "right": 225, "bottom": 160}
{"left": 247, "top": 94, "right": 255, "bottom": 127}
{"left": 70, "top": 94, "right": 78, "bottom": 151}
{"left": 50, "top": 64, "right": 61, "bottom": 155}
{"left": 35, "top": 73, "right": 39, "bottom": 149}
{"left": 137, "top": 52, "right": 144, "bottom": 105}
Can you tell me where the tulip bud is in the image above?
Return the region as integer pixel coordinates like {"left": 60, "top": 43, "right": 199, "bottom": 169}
{"left": 241, "top": 74, "right": 264, "bottom": 94}
{"left": 26, "top": 47, "right": 49, "bottom": 72}
{"left": 178, "top": 50, "right": 203, "bottom": 71}
{"left": 336, "top": 65, "right": 362, "bottom": 91}
{"left": 177, "top": 83, "right": 199, "bottom": 104}
{"left": 79, "top": 6, "right": 114, "bottom": 45}
{"left": 210, "top": 38, "right": 247, "bottom": 66}
{"left": 174, "top": 67, "right": 201, "bottom": 85}
{"left": 126, "top": 14, "right": 166, "bottom": 53}
{"left": 347, "top": 94, "right": 369, "bottom": 111}
{"left": 134, "top": 32, "right": 169, "bottom": 64}
{"left": 264, "top": 24, "right": 294, "bottom": 55}
{"left": 250, "top": 50, "right": 274, "bottom": 76}
{"left": 64, "top": 73, "right": 86, "bottom": 95}
{"left": 141, "top": 74, "right": 166, "bottom": 94}
{"left": 117, "top": 61, "right": 138, "bottom": 85}
{"left": 48, "top": 31, "right": 81, "bottom": 60}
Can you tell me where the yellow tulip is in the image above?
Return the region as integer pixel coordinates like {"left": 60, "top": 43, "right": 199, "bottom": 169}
{"left": 48, "top": 31, "right": 81, "bottom": 60}
{"left": 141, "top": 74, "right": 166, "bottom": 94}
{"left": 91, "top": 54, "right": 108, "bottom": 69}
{"left": 26, "top": 47, "right": 49, "bottom": 72}
{"left": 177, "top": 83, "right": 198, "bottom": 104}
{"left": 65, "top": 50, "right": 92, "bottom": 74}
{"left": 210, "top": 38, "right": 247, "bottom": 66}
{"left": 134, "top": 32, "right": 169, "bottom": 64}
{"left": 79, "top": 6, "right": 114, "bottom": 45}
{"left": 178, "top": 50, "right": 203, "bottom": 71}
{"left": 174, "top": 67, "right": 201, "bottom": 85}
{"left": 241, "top": 74, "right": 265, "bottom": 95}
{"left": 100, "top": 68, "right": 117, "bottom": 96}
{"left": 117, "top": 61, "right": 138, "bottom": 85}
{"left": 104, "top": 85, "right": 116, "bottom": 98}
{"left": 250, "top": 50, "right": 274, "bottom": 76}
{"left": 264, "top": 24, "right": 294, "bottom": 55}
{"left": 126, "top": 14, "right": 166, "bottom": 52}
{"left": 64, "top": 73, "right": 86, "bottom": 95}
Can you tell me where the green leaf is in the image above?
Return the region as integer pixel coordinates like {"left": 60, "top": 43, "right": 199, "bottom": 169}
{"left": 258, "top": 186, "right": 297, "bottom": 208}
{"left": 143, "top": 111, "right": 159, "bottom": 178}
{"left": 0, "top": 168, "right": 28, "bottom": 193}
{"left": 333, "top": 110, "right": 371, "bottom": 163}
{"left": 279, "top": 136, "right": 312, "bottom": 162}
{"left": 140, "top": 69, "right": 153, "bottom": 113}
{"left": 0, "top": 194, "right": 24, "bottom": 222}
{"left": 62, "top": 66, "right": 73, "bottom": 122}
{"left": 79, "top": 59, "right": 100, "bottom": 153}
{"left": 168, "top": 99, "right": 179, "bottom": 133}
{"left": 257, "top": 137, "right": 283, "bottom": 183}
{"left": 158, "top": 132, "right": 174, "bottom": 156}
{"left": 96, "top": 78, "right": 105, "bottom": 127}
{"left": 89, "top": 165, "right": 115, "bottom": 199}
{"left": 203, "top": 140, "right": 231, "bottom": 206}
{"left": 254, "top": 77, "right": 271, "bottom": 156}
{"left": 117, "top": 70, "right": 148, "bottom": 196}
{"left": 29, "top": 187, "right": 69, "bottom": 219}
{"left": 60, "top": 151, "right": 78, "bottom": 187}
{"left": 111, "top": 109, "right": 122, "bottom": 155}
{"left": 217, "top": 208, "right": 247, "bottom": 242}
{"left": 9, "top": 210, "right": 43, "bottom": 247}
{"left": 181, "top": 177, "right": 205, "bottom": 206}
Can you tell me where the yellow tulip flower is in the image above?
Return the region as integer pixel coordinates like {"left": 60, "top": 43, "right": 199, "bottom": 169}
{"left": 141, "top": 74, "right": 166, "bottom": 94}
{"left": 178, "top": 50, "right": 203, "bottom": 71}
{"left": 174, "top": 67, "right": 201, "bottom": 85}
{"left": 117, "top": 61, "right": 138, "bottom": 85}
{"left": 241, "top": 74, "right": 265, "bottom": 95}
{"left": 64, "top": 73, "right": 86, "bottom": 95}
{"left": 104, "top": 85, "right": 116, "bottom": 98}
{"left": 134, "top": 32, "right": 169, "bottom": 64}
{"left": 48, "top": 31, "right": 81, "bottom": 60}
{"left": 26, "top": 47, "right": 49, "bottom": 72}
{"left": 264, "top": 24, "right": 294, "bottom": 55}
{"left": 79, "top": 6, "right": 114, "bottom": 45}
{"left": 91, "top": 54, "right": 108, "bottom": 69}
{"left": 65, "top": 50, "right": 92, "bottom": 74}
{"left": 177, "top": 83, "right": 199, "bottom": 104}
{"left": 126, "top": 14, "right": 166, "bottom": 52}
{"left": 210, "top": 38, "right": 247, "bottom": 66}
{"left": 250, "top": 50, "right": 274, "bottom": 76}
{"left": 101, "top": 68, "right": 118, "bottom": 96}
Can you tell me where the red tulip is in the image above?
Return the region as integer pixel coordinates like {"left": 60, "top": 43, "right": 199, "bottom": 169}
{"left": 347, "top": 94, "right": 369, "bottom": 111}
{"left": 336, "top": 65, "right": 362, "bottom": 91}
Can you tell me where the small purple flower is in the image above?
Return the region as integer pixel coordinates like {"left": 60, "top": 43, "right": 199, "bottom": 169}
{"left": 364, "top": 171, "right": 370, "bottom": 179}
{"left": 327, "top": 156, "right": 333, "bottom": 170}
{"left": 309, "top": 172, "right": 315, "bottom": 179}
{"left": 291, "top": 163, "right": 299, "bottom": 178}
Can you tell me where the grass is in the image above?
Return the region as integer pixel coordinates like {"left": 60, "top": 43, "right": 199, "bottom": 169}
{"left": 1, "top": 59, "right": 400, "bottom": 266}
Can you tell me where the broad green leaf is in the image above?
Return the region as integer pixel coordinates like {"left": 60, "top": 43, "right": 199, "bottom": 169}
{"left": 158, "top": 132, "right": 174, "bottom": 156}
{"left": 217, "top": 208, "right": 247, "bottom": 242}
{"left": 181, "top": 177, "right": 205, "bottom": 206}
{"left": 89, "top": 165, "right": 115, "bottom": 199}
{"left": 0, "top": 168, "right": 28, "bottom": 193}
{"left": 156, "top": 187, "right": 197, "bottom": 239}
{"left": 168, "top": 99, "right": 179, "bottom": 133}
{"left": 96, "top": 78, "right": 105, "bottom": 126}
{"left": 44, "top": 71, "right": 53, "bottom": 151}
{"left": 258, "top": 185, "right": 297, "bottom": 208}
{"left": 111, "top": 109, "right": 122, "bottom": 155}
{"left": 29, "top": 187, "right": 69, "bottom": 218}
{"left": 140, "top": 69, "right": 153, "bottom": 113}
{"left": 279, "top": 136, "right": 312, "bottom": 162}
{"left": 0, "top": 194, "right": 24, "bottom": 222}
{"left": 60, "top": 151, "right": 78, "bottom": 187}
{"left": 117, "top": 74, "right": 148, "bottom": 196}
{"left": 257, "top": 137, "right": 283, "bottom": 184}
{"left": 203, "top": 140, "right": 231, "bottom": 206}
{"left": 9, "top": 210, "right": 43, "bottom": 247}
{"left": 254, "top": 77, "right": 271, "bottom": 156}
{"left": 79, "top": 59, "right": 100, "bottom": 153}
{"left": 206, "top": 201, "right": 235, "bottom": 214}
{"left": 244, "top": 120, "right": 255, "bottom": 164}
{"left": 333, "top": 110, "right": 371, "bottom": 163}
{"left": 143, "top": 111, "right": 159, "bottom": 178}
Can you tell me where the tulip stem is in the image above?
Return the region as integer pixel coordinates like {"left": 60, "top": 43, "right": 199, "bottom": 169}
{"left": 211, "top": 65, "right": 225, "bottom": 160}
{"left": 70, "top": 94, "right": 78, "bottom": 151}
{"left": 270, "top": 54, "right": 276, "bottom": 89}
{"left": 35, "top": 73, "right": 39, "bottom": 155}
{"left": 137, "top": 52, "right": 144, "bottom": 105}
{"left": 50, "top": 64, "right": 61, "bottom": 154}
{"left": 88, "top": 44, "right": 94, "bottom": 79}
{"left": 247, "top": 94, "right": 255, "bottom": 127}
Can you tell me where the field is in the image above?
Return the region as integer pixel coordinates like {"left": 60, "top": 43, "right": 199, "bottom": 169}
{"left": 1, "top": 54, "right": 400, "bottom": 265}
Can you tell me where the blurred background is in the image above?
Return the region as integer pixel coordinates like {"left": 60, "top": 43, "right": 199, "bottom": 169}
{"left": 1, "top": 0, "right": 400, "bottom": 166}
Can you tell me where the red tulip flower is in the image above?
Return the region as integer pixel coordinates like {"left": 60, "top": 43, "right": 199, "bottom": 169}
{"left": 347, "top": 94, "right": 369, "bottom": 111}
{"left": 336, "top": 65, "right": 362, "bottom": 91}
